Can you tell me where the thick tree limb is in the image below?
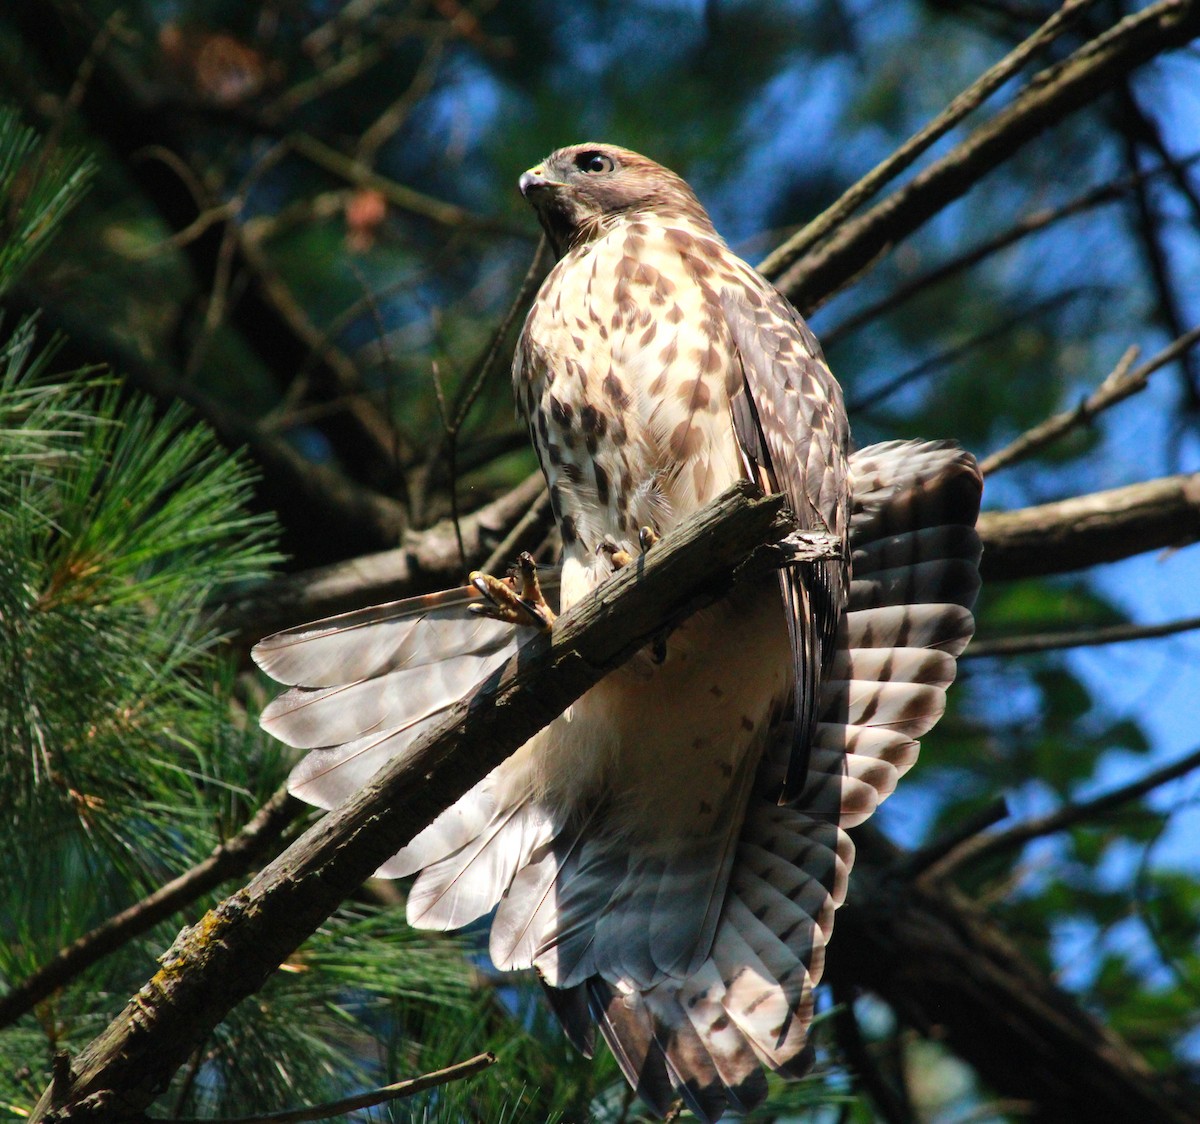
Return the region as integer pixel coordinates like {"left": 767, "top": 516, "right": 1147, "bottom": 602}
{"left": 978, "top": 472, "right": 1200, "bottom": 579}
{"left": 769, "top": 0, "right": 1200, "bottom": 311}
{"left": 30, "top": 484, "right": 800, "bottom": 1124}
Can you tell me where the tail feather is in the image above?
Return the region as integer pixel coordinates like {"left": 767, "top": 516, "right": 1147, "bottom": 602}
{"left": 404, "top": 798, "right": 556, "bottom": 930}
{"left": 252, "top": 587, "right": 524, "bottom": 687}
{"left": 588, "top": 980, "right": 676, "bottom": 1118}
{"left": 677, "top": 964, "right": 769, "bottom": 1110}
{"left": 644, "top": 989, "right": 729, "bottom": 1123}
{"left": 260, "top": 649, "right": 514, "bottom": 750}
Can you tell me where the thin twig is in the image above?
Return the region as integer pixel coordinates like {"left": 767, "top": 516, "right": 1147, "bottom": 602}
{"left": 821, "top": 151, "right": 1200, "bottom": 347}
{"left": 288, "top": 131, "right": 520, "bottom": 233}
{"left": 981, "top": 322, "right": 1200, "bottom": 474}
{"left": 0, "top": 785, "right": 300, "bottom": 1028}
{"left": 966, "top": 613, "right": 1200, "bottom": 657}
{"left": 923, "top": 745, "right": 1200, "bottom": 881}
{"left": 757, "top": 0, "right": 1099, "bottom": 279}
{"left": 846, "top": 288, "right": 1091, "bottom": 414}
{"left": 166, "top": 1053, "right": 496, "bottom": 1124}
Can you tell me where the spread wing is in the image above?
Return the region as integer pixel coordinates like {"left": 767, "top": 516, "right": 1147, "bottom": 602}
{"left": 721, "top": 279, "right": 849, "bottom": 802}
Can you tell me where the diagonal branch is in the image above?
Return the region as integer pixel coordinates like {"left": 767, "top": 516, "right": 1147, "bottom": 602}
{"left": 768, "top": 0, "right": 1200, "bottom": 312}
{"left": 168, "top": 1053, "right": 496, "bottom": 1124}
{"left": 31, "top": 484, "right": 800, "bottom": 1124}
{"left": 978, "top": 320, "right": 1200, "bottom": 477}
{"left": 922, "top": 744, "right": 1200, "bottom": 880}
{"left": 757, "top": 0, "right": 1099, "bottom": 278}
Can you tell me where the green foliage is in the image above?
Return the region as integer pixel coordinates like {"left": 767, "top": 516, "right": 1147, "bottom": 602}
{"left": 0, "top": 0, "right": 1198, "bottom": 1118}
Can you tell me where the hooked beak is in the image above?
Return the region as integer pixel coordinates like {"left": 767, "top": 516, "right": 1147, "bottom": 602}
{"left": 519, "top": 166, "right": 564, "bottom": 197}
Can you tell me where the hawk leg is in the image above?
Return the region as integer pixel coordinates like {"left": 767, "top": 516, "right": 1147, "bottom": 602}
{"left": 468, "top": 551, "right": 556, "bottom": 630}
{"left": 598, "top": 526, "right": 661, "bottom": 569}
{"left": 598, "top": 527, "right": 667, "bottom": 663}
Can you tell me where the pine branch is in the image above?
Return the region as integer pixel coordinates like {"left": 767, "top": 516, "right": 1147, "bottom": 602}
{"left": 209, "top": 467, "right": 1200, "bottom": 647}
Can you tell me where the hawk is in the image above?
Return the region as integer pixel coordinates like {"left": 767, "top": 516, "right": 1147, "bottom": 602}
{"left": 254, "top": 144, "right": 983, "bottom": 1121}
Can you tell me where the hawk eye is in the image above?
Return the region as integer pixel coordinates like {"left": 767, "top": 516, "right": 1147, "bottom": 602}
{"left": 576, "top": 151, "right": 614, "bottom": 174}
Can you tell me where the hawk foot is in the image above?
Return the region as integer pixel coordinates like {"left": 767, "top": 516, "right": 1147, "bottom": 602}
{"left": 597, "top": 528, "right": 667, "bottom": 664}
{"left": 597, "top": 526, "right": 660, "bottom": 571}
{"left": 468, "top": 552, "right": 556, "bottom": 630}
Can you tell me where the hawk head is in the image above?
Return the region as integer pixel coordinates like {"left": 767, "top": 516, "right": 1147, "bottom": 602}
{"left": 519, "top": 143, "right": 712, "bottom": 257}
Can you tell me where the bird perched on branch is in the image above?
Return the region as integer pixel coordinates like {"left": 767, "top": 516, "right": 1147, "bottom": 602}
{"left": 254, "top": 144, "right": 982, "bottom": 1121}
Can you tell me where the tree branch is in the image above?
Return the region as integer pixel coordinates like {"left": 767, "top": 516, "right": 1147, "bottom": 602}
{"left": 32, "top": 484, "right": 801, "bottom": 1124}
{"left": 978, "top": 472, "right": 1200, "bottom": 580}
{"left": 832, "top": 829, "right": 1200, "bottom": 1122}
{"left": 216, "top": 470, "right": 548, "bottom": 648}
{"left": 0, "top": 787, "right": 301, "bottom": 1030}
{"left": 168, "top": 1052, "right": 496, "bottom": 1124}
{"left": 768, "top": 0, "right": 1200, "bottom": 312}
{"left": 211, "top": 468, "right": 1200, "bottom": 645}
